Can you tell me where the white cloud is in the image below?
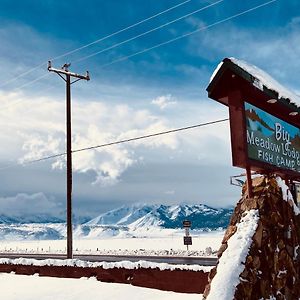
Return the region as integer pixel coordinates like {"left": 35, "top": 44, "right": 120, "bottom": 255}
{"left": 0, "top": 87, "right": 232, "bottom": 190}
{"left": 72, "top": 124, "right": 136, "bottom": 185}
{"left": 0, "top": 90, "right": 182, "bottom": 185}
{"left": 151, "top": 94, "right": 177, "bottom": 110}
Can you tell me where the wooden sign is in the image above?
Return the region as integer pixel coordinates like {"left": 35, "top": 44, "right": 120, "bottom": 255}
{"left": 245, "top": 102, "right": 300, "bottom": 172}
{"left": 207, "top": 57, "right": 300, "bottom": 182}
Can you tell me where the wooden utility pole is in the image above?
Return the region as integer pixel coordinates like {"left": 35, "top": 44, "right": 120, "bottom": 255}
{"left": 48, "top": 61, "right": 90, "bottom": 259}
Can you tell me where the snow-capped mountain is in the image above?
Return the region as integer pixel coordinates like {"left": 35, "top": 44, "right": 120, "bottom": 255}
{"left": 85, "top": 204, "right": 156, "bottom": 226}
{"left": 85, "top": 203, "right": 233, "bottom": 230}
{"left": 0, "top": 204, "right": 233, "bottom": 240}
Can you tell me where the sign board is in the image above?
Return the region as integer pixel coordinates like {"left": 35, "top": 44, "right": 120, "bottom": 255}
{"left": 246, "top": 102, "right": 300, "bottom": 173}
{"left": 183, "top": 220, "right": 191, "bottom": 228}
{"left": 291, "top": 182, "right": 300, "bottom": 207}
{"left": 183, "top": 236, "right": 192, "bottom": 245}
{"left": 207, "top": 58, "right": 300, "bottom": 182}
{"left": 296, "top": 184, "right": 300, "bottom": 207}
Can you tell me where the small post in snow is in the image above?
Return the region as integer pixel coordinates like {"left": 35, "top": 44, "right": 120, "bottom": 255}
{"left": 183, "top": 220, "right": 192, "bottom": 251}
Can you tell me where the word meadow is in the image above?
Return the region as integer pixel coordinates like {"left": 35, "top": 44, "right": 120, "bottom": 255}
{"left": 245, "top": 102, "right": 300, "bottom": 172}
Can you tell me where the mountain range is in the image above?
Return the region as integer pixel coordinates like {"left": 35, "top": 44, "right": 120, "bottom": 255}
{"left": 85, "top": 203, "right": 233, "bottom": 230}
{"left": 0, "top": 204, "right": 233, "bottom": 240}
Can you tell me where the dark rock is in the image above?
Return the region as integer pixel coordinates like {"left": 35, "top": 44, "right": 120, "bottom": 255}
{"left": 204, "top": 175, "right": 300, "bottom": 300}
{"left": 217, "top": 243, "right": 228, "bottom": 258}
{"left": 222, "top": 225, "right": 237, "bottom": 244}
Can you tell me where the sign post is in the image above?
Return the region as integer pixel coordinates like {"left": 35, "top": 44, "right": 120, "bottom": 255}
{"left": 183, "top": 220, "right": 192, "bottom": 251}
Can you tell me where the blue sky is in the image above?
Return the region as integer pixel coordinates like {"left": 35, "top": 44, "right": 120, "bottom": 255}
{"left": 0, "top": 0, "right": 299, "bottom": 220}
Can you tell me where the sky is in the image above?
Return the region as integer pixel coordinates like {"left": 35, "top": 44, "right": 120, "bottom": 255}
{"left": 0, "top": 0, "right": 299, "bottom": 221}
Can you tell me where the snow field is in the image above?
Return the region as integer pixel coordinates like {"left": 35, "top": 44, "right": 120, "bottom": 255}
{"left": 0, "top": 273, "right": 202, "bottom": 300}
{"left": 0, "top": 231, "right": 224, "bottom": 257}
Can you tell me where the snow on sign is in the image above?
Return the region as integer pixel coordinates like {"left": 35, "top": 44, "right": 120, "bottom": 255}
{"left": 207, "top": 58, "right": 300, "bottom": 187}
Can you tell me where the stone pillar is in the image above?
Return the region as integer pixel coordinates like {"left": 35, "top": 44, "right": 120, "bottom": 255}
{"left": 204, "top": 176, "right": 300, "bottom": 300}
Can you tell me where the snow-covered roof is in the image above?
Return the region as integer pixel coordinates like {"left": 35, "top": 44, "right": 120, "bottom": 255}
{"left": 208, "top": 57, "right": 300, "bottom": 111}
{"left": 230, "top": 58, "right": 300, "bottom": 105}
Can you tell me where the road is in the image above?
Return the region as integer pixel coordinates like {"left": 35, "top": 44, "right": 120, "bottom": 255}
{"left": 0, "top": 253, "right": 217, "bottom": 266}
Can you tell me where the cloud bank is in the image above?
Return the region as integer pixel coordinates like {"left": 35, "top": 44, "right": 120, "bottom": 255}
{"left": 0, "top": 192, "right": 61, "bottom": 218}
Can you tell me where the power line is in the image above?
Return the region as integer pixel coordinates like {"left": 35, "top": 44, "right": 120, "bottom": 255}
{"left": 99, "top": 0, "right": 277, "bottom": 68}
{"left": 0, "top": 0, "right": 192, "bottom": 89}
{"left": 72, "top": 118, "right": 229, "bottom": 154}
{"left": 15, "top": 73, "right": 50, "bottom": 91}
{"left": 0, "top": 63, "right": 46, "bottom": 89}
{"left": 0, "top": 0, "right": 221, "bottom": 111}
{"left": 0, "top": 0, "right": 219, "bottom": 95}
{"left": 52, "top": 0, "right": 192, "bottom": 61}
{"left": 0, "top": 0, "right": 277, "bottom": 112}
{"left": 0, "top": 118, "right": 229, "bottom": 170}
{"left": 73, "top": 0, "right": 224, "bottom": 63}
{"left": 0, "top": 85, "right": 56, "bottom": 113}
{"left": 0, "top": 73, "right": 52, "bottom": 112}
{"left": 0, "top": 73, "right": 50, "bottom": 113}
{"left": 0, "top": 73, "right": 53, "bottom": 110}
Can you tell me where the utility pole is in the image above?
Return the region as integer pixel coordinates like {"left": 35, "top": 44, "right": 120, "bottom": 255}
{"left": 48, "top": 61, "right": 90, "bottom": 259}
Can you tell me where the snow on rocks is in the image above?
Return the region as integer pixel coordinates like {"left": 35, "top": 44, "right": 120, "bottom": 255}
{"left": 205, "top": 209, "right": 259, "bottom": 300}
{"left": 276, "top": 176, "right": 300, "bottom": 215}
{"left": 204, "top": 175, "right": 300, "bottom": 299}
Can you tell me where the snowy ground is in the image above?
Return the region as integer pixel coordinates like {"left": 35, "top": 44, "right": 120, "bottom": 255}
{"left": 0, "top": 231, "right": 222, "bottom": 299}
{"left": 0, "top": 230, "right": 224, "bottom": 256}
{"left": 0, "top": 273, "right": 202, "bottom": 300}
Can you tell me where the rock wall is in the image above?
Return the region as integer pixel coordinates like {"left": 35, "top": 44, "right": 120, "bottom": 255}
{"left": 204, "top": 176, "right": 300, "bottom": 300}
